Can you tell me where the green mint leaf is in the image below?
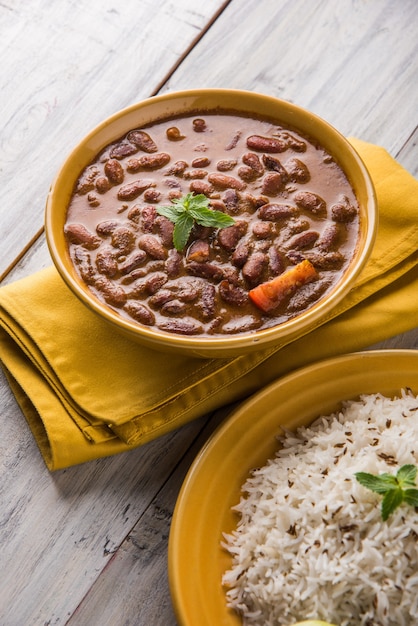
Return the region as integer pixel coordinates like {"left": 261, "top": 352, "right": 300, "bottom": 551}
{"left": 355, "top": 464, "right": 418, "bottom": 521}
{"left": 188, "top": 206, "right": 235, "bottom": 228}
{"left": 403, "top": 489, "right": 418, "bottom": 508}
{"left": 184, "top": 193, "right": 209, "bottom": 210}
{"left": 155, "top": 193, "right": 235, "bottom": 251}
{"left": 173, "top": 212, "right": 194, "bottom": 252}
{"left": 354, "top": 472, "right": 396, "bottom": 494}
{"left": 381, "top": 488, "right": 404, "bottom": 521}
{"left": 397, "top": 464, "right": 417, "bottom": 487}
{"left": 156, "top": 204, "right": 183, "bottom": 223}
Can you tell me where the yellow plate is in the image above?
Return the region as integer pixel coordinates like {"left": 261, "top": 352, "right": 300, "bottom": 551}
{"left": 168, "top": 349, "right": 418, "bottom": 626}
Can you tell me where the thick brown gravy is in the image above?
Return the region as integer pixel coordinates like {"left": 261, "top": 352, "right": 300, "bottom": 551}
{"left": 65, "top": 111, "right": 360, "bottom": 337}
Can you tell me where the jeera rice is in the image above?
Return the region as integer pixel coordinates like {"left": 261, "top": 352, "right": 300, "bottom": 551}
{"left": 222, "top": 390, "right": 418, "bottom": 626}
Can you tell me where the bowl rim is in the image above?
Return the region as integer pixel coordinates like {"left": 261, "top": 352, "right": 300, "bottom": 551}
{"left": 45, "top": 88, "right": 377, "bottom": 356}
{"left": 168, "top": 348, "right": 418, "bottom": 625}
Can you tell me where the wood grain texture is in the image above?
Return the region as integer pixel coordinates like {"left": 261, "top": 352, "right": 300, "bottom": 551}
{"left": 0, "top": 0, "right": 417, "bottom": 624}
{"left": 0, "top": 0, "right": 229, "bottom": 278}
{"left": 163, "top": 0, "right": 418, "bottom": 163}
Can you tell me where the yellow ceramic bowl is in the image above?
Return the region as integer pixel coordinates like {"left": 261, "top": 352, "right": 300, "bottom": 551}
{"left": 168, "top": 349, "right": 418, "bottom": 625}
{"left": 45, "top": 89, "right": 377, "bottom": 358}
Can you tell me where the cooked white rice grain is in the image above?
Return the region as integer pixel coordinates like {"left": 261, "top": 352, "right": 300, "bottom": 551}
{"left": 222, "top": 390, "right": 418, "bottom": 626}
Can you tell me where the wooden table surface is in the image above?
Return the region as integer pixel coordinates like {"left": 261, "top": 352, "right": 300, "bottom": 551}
{"left": 0, "top": 1, "right": 417, "bottom": 624}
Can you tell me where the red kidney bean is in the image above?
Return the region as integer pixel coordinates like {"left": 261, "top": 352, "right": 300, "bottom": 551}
{"left": 110, "top": 142, "right": 138, "bottom": 159}
{"left": 177, "top": 279, "right": 201, "bottom": 302}
{"left": 65, "top": 223, "right": 102, "bottom": 249}
{"left": 158, "top": 318, "right": 203, "bottom": 335}
{"left": 96, "top": 220, "right": 120, "bottom": 236}
{"left": 261, "top": 172, "right": 285, "bottom": 196}
{"left": 124, "top": 301, "right": 156, "bottom": 325}
{"left": 262, "top": 155, "right": 289, "bottom": 191}
{"left": 200, "top": 283, "right": 216, "bottom": 319}
{"left": 104, "top": 159, "right": 124, "bottom": 184}
{"left": 156, "top": 215, "right": 174, "bottom": 246}
{"left": 139, "top": 205, "right": 157, "bottom": 232}
{"left": 161, "top": 299, "right": 186, "bottom": 315}
{"left": 246, "top": 135, "right": 287, "bottom": 153}
{"left": 209, "top": 199, "right": 226, "bottom": 212}
{"left": 331, "top": 196, "right": 358, "bottom": 223}
{"left": 117, "top": 179, "right": 155, "bottom": 201}
{"left": 187, "top": 261, "right": 224, "bottom": 281}
{"left": 166, "top": 160, "right": 188, "bottom": 176}
{"left": 222, "top": 189, "right": 240, "bottom": 213}
{"left": 222, "top": 266, "right": 240, "bottom": 285}
{"left": 222, "top": 315, "right": 262, "bottom": 334}
{"left": 96, "top": 249, "right": 118, "bottom": 277}
{"left": 73, "top": 248, "right": 96, "bottom": 284}
{"left": 252, "top": 221, "right": 273, "bottom": 239}
{"left": 239, "top": 194, "right": 259, "bottom": 213}
{"left": 268, "top": 246, "right": 285, "bottom": 275}
{"left": 168, "top": 189, "right": 182, "bottom": 201}
{"left": 238, "top": 166, "right": 259, "bottom": 182}
{"left": 242, "top": 251, "right": 266, "bottom": 285}
{"left": 189, "top": 180, "right": 213, "bottom": 196}
{"left": 219, "top": 280, "right": 248, "bottom": 306}
{"left": 316, "top": 223, "right": 342, "bottom": 251}
{"left": 217, "top": 221, "right": 248, "bottom": 251}
{"left": 208, "top": 173, "right": 246, "bottom": 191}
{"left": 165, "top": 178, "right": 181, "bottom": 189}
{"left": 231, "top": 242, "right": 250, "bottom": 268}
{"left": 284, "top": 218, "right": 310, "bottom": 236}
{"left": 111, "top": 227, "right": 136, "bottom": 254}
{"left": 217, "top": 159, "right": 237, "bottom": 171}
{"left": 95, "top": 176, "right": 111, "bottom": 194}
{"left": 144, "top": 271, "right": 168, "bottom": 294}
{"left": 285, "top": 158, "right": 311, "bottom": 183}
{"left": 184, "top": 169, "right": 208, "bottom": 180}
{"left": 94, "top": 276, "right": 127, "bottom": 307}
{"left": 119, "top": 250, "right": 147, "bottom": 275}
{"left": 243, "top": 152, "right": 264, "bottom": 174}
{"left": 258, "top": 203, "right": 298, "bottom": 221}
{"left": 127, "top": 130, "right": 158, "bottom": 153}
{"left": 138, "top": 234, "right": 167, "bottom": 260}
{"left": 192, "top": 157, "right": 211, "bottom": 168}
{"left": 294, "top": 191, "right": 326, "bottom": 215}
{"left": 143, "top": 188, "right": 161, "bottom": 203}
{"left": 288, "top": 277, "right": 331, "bottom": 312}
{"left": 165, "top": 249, "right": 183, "bottom": 278}
{"left": 311, "top": 251, "right": 345, "bottom": 269}
{"left": 127, "top": 153, "right": 170, "bottom": 171}
{"left": 286, "top": 230, "right": 320, "bottom": 250}
{"left": 288, "top": 250, "right": 345, "bottom": 270}
{"left": 148, "top": 289, "right": 174, "bottom": 308}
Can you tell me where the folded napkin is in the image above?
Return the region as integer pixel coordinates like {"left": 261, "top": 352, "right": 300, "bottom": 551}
{"left": 0, "top": 139, "right": 417, "bottom": 470}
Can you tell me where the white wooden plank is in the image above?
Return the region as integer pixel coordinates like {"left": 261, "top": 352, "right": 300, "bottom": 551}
{"left": 0, "top": 365, "right": 210, "bottom": 624}
{"left": 66, "top": 408, "right": 230, "bottom": 626}
{"left": 0, "top": 0, "right": 228, "bottom": 278}
{"left": 162, "top": 0, "right": 418, "bottom": 165}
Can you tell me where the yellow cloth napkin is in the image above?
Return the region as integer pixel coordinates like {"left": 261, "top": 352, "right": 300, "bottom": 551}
{"left": 0, "top": 139, "right": 417, "bottom": 470}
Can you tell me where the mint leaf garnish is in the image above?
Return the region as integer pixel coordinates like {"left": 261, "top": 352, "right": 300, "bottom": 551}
{"left": 355, "top": 464, "right": 418, "bottom": 521}
{"left": 156, "top": 193, "right": 235, "bottom": 251}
